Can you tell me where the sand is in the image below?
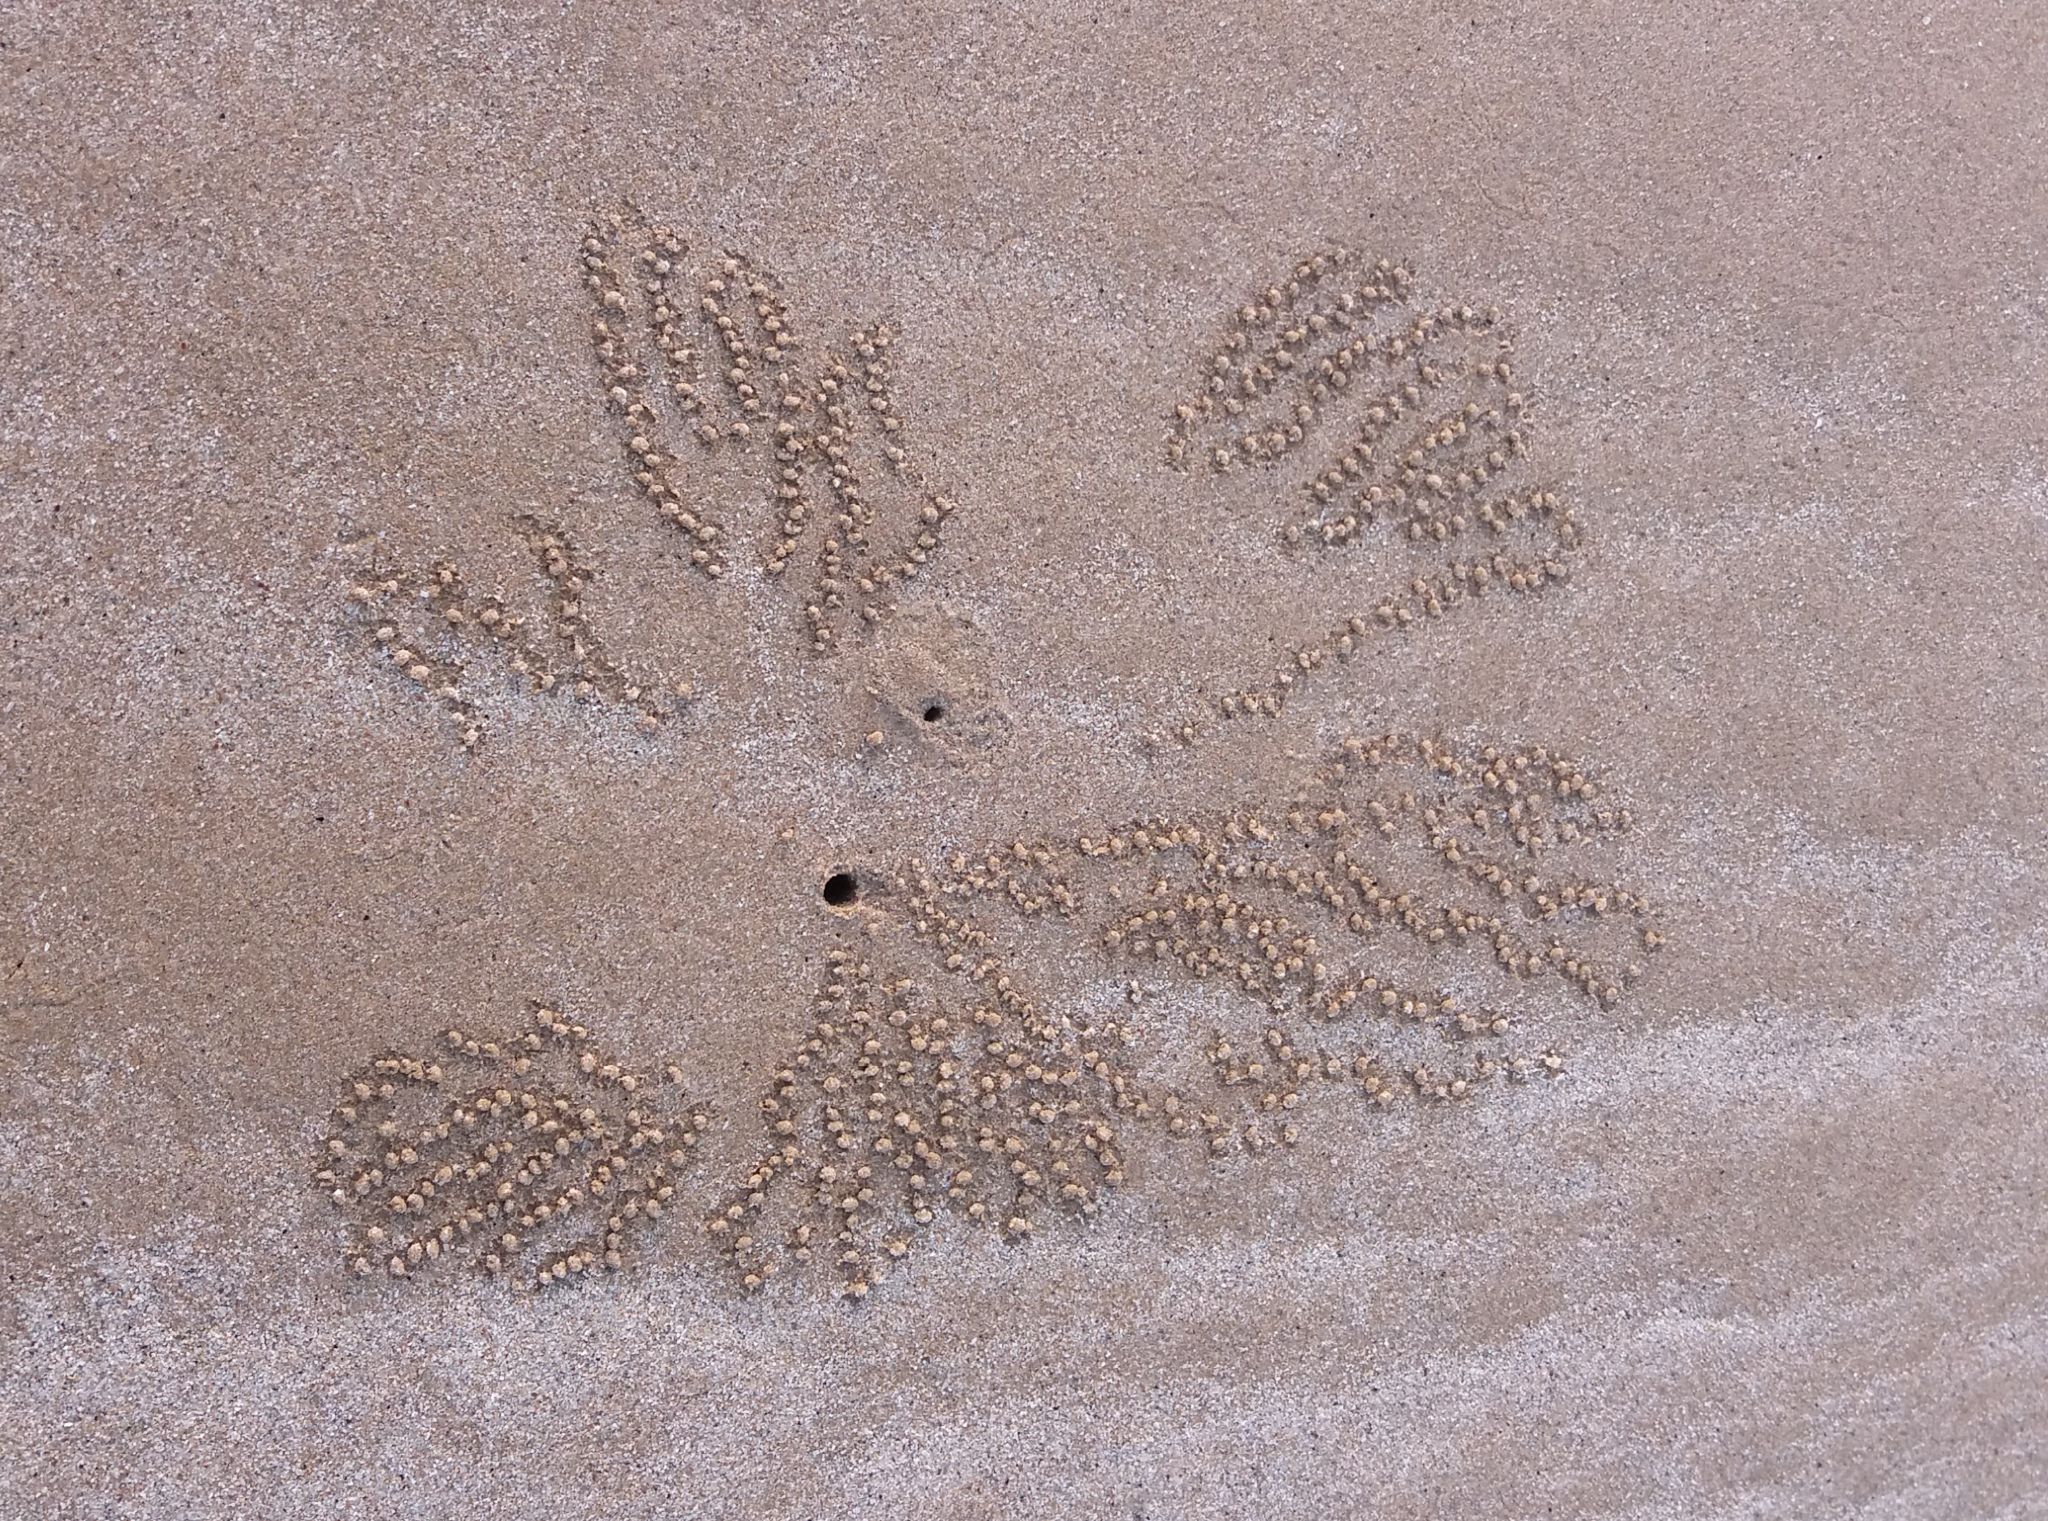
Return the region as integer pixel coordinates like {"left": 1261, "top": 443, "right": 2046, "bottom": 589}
{"left": 3, "top": 1, "right": 2045, "bottom": 1516}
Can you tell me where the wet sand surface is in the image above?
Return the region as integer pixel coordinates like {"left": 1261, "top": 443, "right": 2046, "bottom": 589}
{"left": 3, "top": 2, "right": 2045, "bottom": 1516}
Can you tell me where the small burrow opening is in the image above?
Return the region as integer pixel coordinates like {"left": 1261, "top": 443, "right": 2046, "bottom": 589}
{"left": 821, "top": 871, "right": 858, "bottom": 908}
{"left": 922, "top": 701, "right": 946, "bottom": 724}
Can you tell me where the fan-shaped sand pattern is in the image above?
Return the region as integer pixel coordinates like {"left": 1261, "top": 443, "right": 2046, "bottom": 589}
{"left": 314, "top": 1007, "right": 709, "bottom": 1291}
{"left": 1155, "top": 248, "right": 1579, "bottom": 746}
{"left": 579, "top": 209, "right": 964, "bottom": 653}
{"left": 703, "top": 944, "right": 1141, "bottom": 1299}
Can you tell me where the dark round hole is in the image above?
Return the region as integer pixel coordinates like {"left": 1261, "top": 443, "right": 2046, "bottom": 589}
{"left": 922, "top": 702, "right": 946, "bottom": 723}
{"left": 821, "top": 871, "right": 857, "bottom": 908}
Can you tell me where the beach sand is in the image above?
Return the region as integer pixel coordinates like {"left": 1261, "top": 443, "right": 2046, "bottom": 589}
{"left": 3, "top": 2, "right": 2045, "bottom": 1516}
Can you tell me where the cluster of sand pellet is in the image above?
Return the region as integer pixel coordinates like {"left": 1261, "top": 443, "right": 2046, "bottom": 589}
{"left": 703, "top": 944, "right": 1138, "bottom": 1299}
{"left": 578, "top": 209, "right": 962, "bottom": 652}
{"left": 986, "top": 733, "right": 1654, "bottom": 1003}
{"left": 315, "top": 1007, "right": 709, "bottom": 1291}
{"left": 336, "top": 208, "right": 973, "bottom": 754}
{"left": 1155, "top": 249, "right": 1579, "bottom": 746}
{"left": 343, "top": 514, "right": 690, "bottom": 749}
{"left": 904, "top": 729, "right": 1658, "bottom": 1083}
{"left": 310, "top": 730, "right": 1665, "bottom": 1302}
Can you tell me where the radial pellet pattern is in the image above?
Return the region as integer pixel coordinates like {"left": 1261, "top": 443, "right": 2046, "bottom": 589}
{"left": 314, "top": 228, "right": 1674, "bottom": 1305}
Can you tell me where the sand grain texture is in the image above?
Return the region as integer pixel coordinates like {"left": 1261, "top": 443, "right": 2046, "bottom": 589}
{"left": 3, "top": 2, "right": 2045, "bottom": 1517}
